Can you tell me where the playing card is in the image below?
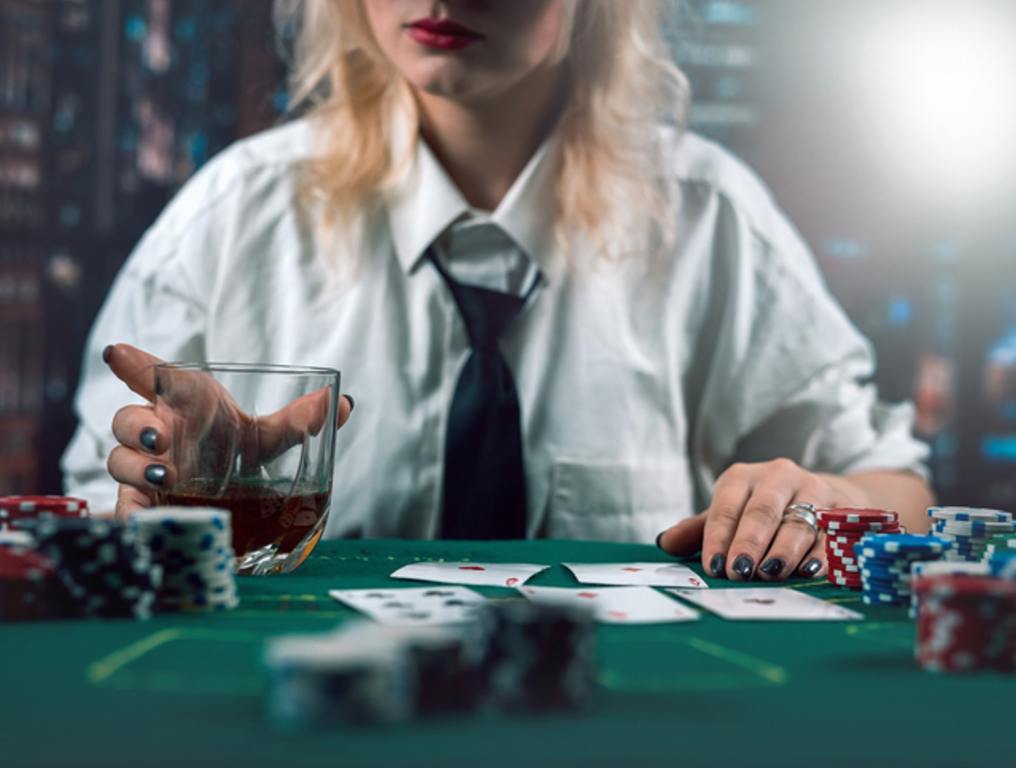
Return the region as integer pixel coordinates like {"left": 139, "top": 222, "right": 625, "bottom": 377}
{"left": 564, "top": 562, "right": 708, "bottom": 589}
{"left": 518, "top": 585, "right": 700, "bottom": 624}
{"left": 390, "top": 561, "right": 549, "bottom": 587}
{"left": 329, "top": 587, "right": 486, "bottom": 626}
{"left": 667, "top": 587, "right": 863, "bottom": 621}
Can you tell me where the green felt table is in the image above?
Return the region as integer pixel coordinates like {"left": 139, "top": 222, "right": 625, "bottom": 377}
{"left": 1, "top": 539, "right": 1011, "bottom": 768}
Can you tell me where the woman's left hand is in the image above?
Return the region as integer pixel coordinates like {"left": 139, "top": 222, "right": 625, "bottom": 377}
{"left": 656, "top": 458, "right": 871, "bottom": 581}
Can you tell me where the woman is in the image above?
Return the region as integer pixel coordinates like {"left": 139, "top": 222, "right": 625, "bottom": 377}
{"left": 63, "top": 0, "right": 934, "bottom": 581}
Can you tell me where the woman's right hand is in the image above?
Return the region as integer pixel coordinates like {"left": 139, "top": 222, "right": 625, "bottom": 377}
{"left": 103, "top": 343, "right": 354, "bottom": 521}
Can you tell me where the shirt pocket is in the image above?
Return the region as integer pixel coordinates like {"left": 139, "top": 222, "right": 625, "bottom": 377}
{"left": 545, "top": 458, "right": 693, "bottom": 543}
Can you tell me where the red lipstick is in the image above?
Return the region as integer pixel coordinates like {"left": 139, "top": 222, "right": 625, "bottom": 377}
{"left": 406, "top": 18, "right": 484, "bottom": 51}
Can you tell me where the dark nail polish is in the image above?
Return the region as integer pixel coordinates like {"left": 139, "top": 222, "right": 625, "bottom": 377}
{"left": 760, "top": 558, "right": 785, "bottom": 577}
{"left": 102, "top": 345, "right": 113, "bottom": 364}
{"left": 144, "top": 464, "right": 167, "bottom": 486}
{"left": 139, "top": 428, "right": 158, "bottom": 451}
{"left": 732, "top": 554, "right": 754, "bottom": 579}
{"left": 802, "top": 559, "right": 822, "bottom": 577}
{"left": 709, "top": 553, "right": 726, "bottom": 577}
{"left": 345, "top": 394, "right": 355, "bottom": 412}
{"left": 655, "top": 530, "right": 666, "bottom": 550}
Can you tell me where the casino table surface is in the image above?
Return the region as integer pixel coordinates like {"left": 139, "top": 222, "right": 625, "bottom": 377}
{"left": 1, "top": 539, "right": 1011, "bottom": 768}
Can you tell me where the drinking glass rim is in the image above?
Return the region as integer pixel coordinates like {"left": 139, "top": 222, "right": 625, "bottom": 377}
{"left": 155, "top": 361, "right": 340, "bottom": 377}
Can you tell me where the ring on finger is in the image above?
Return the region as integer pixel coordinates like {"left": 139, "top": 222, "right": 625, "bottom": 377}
{"left": 782, "top": 502, "right": 818, "bottom": 535}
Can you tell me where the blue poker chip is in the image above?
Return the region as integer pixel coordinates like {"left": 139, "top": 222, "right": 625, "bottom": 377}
{"left": 863, "top": 579, "right": 910, "bottom": 594}
{"left": 861, "top": 592, "right": 909, "bottom": 606}
{"left": 856, "top": 534, "right": 951, "bottom": 555}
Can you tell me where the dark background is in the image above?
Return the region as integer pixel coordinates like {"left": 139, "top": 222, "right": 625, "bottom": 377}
{"left": 2, "top": 0, "right": 1015, "bottom": 509}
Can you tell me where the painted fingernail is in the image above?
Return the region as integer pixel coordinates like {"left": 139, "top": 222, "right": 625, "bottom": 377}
{"left": 760, "top": 558, "right": 785, "bottom": 577}
{"left": 655, "top": 530, "right": 667, "bottom": 550}
{"left": 802, "top": 558, "right": 822, "bottom": 577}
{"left": 732, "top": 554, "right": 754, "bottom": 579}
{"left": 345, "top": 394, "right": 355, "bottom": 412}
{"left": 144, "top": 464, "right": 167, "bottom": 486}
{"left": 102, "top": 345, "right": 114, "bottom": 364}
{"left": 139, "top": 428, "right": 158, "bottom": 451}
{"left": 709, "top": 553, "right": 726, "bottom": 577}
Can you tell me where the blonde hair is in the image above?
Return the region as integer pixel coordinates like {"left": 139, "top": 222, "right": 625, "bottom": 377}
{"left": 274, "top": 0, "right": 689, "bottom": 261}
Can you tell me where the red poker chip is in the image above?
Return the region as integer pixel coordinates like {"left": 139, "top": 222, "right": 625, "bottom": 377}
{"left": 826, "top": 548, "right": 860, "bottom": 560}
{"left": 0, "top": 549, "right": 56, "bottom": 580}
{"left": 821, "top": 521, "right": 902, "bottom": 534}
{"left": 829, "top": 581, "right": 863, "bottom": 591}
{"left": 0, "top": 496, "right": 88, "bottom": 518}
{"left": 914, "top": 574, "right": 1016, "bottom": 599}
{"left": 816, "top": 507, "right": 899, "bottom": 525}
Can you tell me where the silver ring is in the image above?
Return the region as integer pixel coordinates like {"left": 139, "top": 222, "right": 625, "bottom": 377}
{"left": 783, "top": 503, "right": 818, "bottom": 535}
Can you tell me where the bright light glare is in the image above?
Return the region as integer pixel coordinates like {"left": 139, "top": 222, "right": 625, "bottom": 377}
{"left": 857, "top": 2, "right": 1016, "bottom": 201}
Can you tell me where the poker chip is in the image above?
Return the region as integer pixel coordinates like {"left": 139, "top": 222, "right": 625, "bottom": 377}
{"left": 908, "top": 560, "right": 990, "bottom": 618}
{"left": 32, "top": 517, "right": 159, "bottom": 620}
{"left": 0, "top": 530, "right": 35, "bottom": 550}
{"left": 263, "top": 600, "right": 597, "bottom": 727}
{"left": 987, "top": 551, "right": 1016, "bottom": 581}
{"left": 913, "top": 574, "right": 1016, "bottom": 673}
{"left": 817, "top": 508, "right": 899, "bottom": 525}
{"left": 926, "top": 506, "right": 1013, "bottom": 523}
{"left": 0, "top": 548, "right": 75, "bottom": 621}
{"left": 264, "top": 623, "right": 416, "bottom": 726}
{"left": 130, "top": 507, "right": 238, "bottom": 613}
{"left": 854, "top": 533, "right": 951, "bottom": 608}
{"left": 816, "top": 508, "right": 900, "bottom": 590}
{"left": 823, "top": 520, "right": 901, "bottom": 533}
{"left": 927, "top": 507, "right": 1015, "bottom": 564}
{"left": 0, "top": 495, "right": 88, "bottom": 531}
{"left": 477, "top": 599, "right": 597, "bottom": 712}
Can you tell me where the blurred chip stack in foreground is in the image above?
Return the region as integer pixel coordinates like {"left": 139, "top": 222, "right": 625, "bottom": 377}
{"left": 130, "top": 507, "right": 238, "bottom": 613}
{"left": 264, "top": 600, "right": 597, "bottom": 728}
{"left": 913, "top": 574, "right": 1016, "bottom": 673}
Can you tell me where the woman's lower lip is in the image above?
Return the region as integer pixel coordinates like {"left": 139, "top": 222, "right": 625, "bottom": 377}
{"left": 407, "top": 27, "right": 481, "bottom": 51}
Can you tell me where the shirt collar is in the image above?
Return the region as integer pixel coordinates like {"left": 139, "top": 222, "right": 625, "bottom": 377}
{"left": 386, "top": 134, "right": 559, "bottom": 275}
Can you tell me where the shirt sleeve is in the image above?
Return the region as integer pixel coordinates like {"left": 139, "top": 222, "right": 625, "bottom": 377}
{"left": 690, "top": 192, "right": 930, "bottom": 493}
{"left": 60, "top": 209, "right": 214, "bottom": 512}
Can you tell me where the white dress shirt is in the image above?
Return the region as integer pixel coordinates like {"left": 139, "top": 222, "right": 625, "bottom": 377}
{"left": 62, "top": 119, "right": 929, "bottom": 542}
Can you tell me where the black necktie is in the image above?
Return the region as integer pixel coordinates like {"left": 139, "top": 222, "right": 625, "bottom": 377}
{"left": 430, "top": 249, "right": 535, "bottom": 539}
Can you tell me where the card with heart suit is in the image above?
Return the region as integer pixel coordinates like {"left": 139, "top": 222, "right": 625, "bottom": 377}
{"left": 390, "top": 562, "right": 549, "bottom": 588}
{"left": 667, "top": 587, "right": 864, "bottom": 621}
{"left": 564, "top": 562, "right": 709, "bottom": 589}
{"left": 517, "top": 585, "right": 700, "bottom": 624}
{"left": 329, "top": 587, "right": 486, "bottom": 626}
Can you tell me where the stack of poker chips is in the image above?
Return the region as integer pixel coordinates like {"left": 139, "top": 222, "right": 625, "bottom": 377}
{"left": 0, "top": 547, "right": 75, "bottom": 621}
{"left": 0, "top": 495, "right": 89, "bottom": 532}
{"left": 265, "top": 623, "right": 419, "bottom": 727}
{"left": 909, "top": 560, "right": 990, "bottom": 619}
{"left": 130, "top": 507, "right": 238, "bottom": 613}
{"left": 927, "top": 506, "right": 1015, "bottom": 562}
{"left": 816, "top": 508, "right": 901, "bottom": 590}
{"left": 853, "top": 533, "right": 951, "bottom": 607}
{"left": 33, "top": 517, "right": 161, "bottom": 620}
{"left": 478, "top": 598, "right": 596, "bottom": 712}
{"left": 913, "top": 574, "right": 1016, "bottom": 673}
{"left": 263, "top": 600, "right": 597, "bottom": 728}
